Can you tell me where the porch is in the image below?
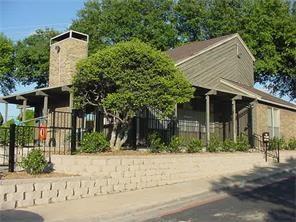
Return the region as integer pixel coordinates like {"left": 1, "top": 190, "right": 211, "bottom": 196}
{"left": 0, "top": 85, "right": 255, "bottom": 151}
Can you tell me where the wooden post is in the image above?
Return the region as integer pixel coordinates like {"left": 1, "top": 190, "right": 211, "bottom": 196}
{"left": 4, "top": 102, "right": 8, "bottom": 123}
{"left": 232, "top": 99, "right": 237, "bottom": 142}
{"left": 43, "top": 95, "right": 48, "bottom": 118}
{"left": 205, "top": 90, "right": 217, "bottom": 146}
{"left": 22, "top": 99, "right": 27, "bottom": 121}
{"left": 232, "top": 95, "right": 242, "bottom": 143}
{"left": 206, "top": 95, "right": 210, "bottom": 145}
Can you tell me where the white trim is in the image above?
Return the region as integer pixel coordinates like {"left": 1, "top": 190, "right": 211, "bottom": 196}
{"left": 0, "top": 84, "right": 71, "bottom": 100}
{"left": 259, "top": 99, "right": 296, "bottom": 111}
{"left": 195, "top": 83, "right": 251, "bottom": 98}
{"left": 175, "top": 33, "right": 255, "bottom": 66}
{"left": 50, "top": 30, "right": 89, "bottom": 45}
{"left": 220, "top": 79, "right": 296, "bottom": 111}
{"left": 219, "top": 79, "right": 260, "bottom": 99}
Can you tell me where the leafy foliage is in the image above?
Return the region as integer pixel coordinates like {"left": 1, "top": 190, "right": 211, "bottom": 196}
{"left": 175, "top": 0, "right": 296, "bottom": 100}
{"left": 70, "top": 0, "right": 296, "bottom": 100}
{"left": 19, "top": 149, "right": 48, "bottom": 175}
{"left": 286, "top": 138, "right": 296, "bottom": 150}
{"left": 235, "top": 135, "right": 250, "bottom": 151}
{"left": 167, "top": 136, "right": 184, "bottom": 153}
{"left": 207, "top": 136, "right": 223, "bottom": 152}
{"left": 14, "top": 28, "right": 60, "bottom": 87}
{"left": 148, "top": 132, "right": 166, "bottom": 153}
{"left": 71, "top": 0, "right": 177, "bottom": 53}
{"left": 0, "top": 33, "right": 15, "bottom": 95}
{"left": 80, "top": 132, "right": 109, "bottom": 153}
{"left": 186, "top": 138, "right": 203, "bottom": 153}
{"left": 222, "top": 139, "right": 237, "bottom": 152}
{"left": 269, "top": 137, "right": 296, "bottom": 150}
{"left": 73, "top": 39, "right": 193, "bottom": 150}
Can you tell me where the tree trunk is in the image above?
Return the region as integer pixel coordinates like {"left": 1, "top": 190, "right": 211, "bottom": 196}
{"left": 109, "top": 121, "right": 130, "bottom": 151}
{"left": 109, "top": 122, "right": 118, "bottom": 150}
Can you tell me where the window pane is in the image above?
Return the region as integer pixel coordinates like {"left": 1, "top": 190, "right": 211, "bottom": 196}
{"left": 274, "top": 109, "right": 280, "bottom": 127}
{"left": 267, "top": 108, "right": 272, "bottom": 127}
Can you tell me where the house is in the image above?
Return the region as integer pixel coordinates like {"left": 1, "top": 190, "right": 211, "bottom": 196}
{"left": 0, "top": 30, "right": 295, "bottom": 150}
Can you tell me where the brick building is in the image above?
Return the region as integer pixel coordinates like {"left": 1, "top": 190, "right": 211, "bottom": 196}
{"left": 0, "top": 30, "right": 295, "bottom": 148}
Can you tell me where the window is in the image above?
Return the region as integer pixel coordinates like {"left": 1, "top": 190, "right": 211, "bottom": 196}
{"left": 267, "top": 107, "right": 280, "bottom": 138}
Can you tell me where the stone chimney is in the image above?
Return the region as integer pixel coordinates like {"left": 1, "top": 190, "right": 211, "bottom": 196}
{"left": 49, "top": 30, "right": 88, "bottom": 87}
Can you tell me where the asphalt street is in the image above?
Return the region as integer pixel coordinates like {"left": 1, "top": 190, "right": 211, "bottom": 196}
{"left": 147, "top": 176, "right": 296, "bottom": 222}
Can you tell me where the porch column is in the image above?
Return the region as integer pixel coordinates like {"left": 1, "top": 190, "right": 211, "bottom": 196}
{"left": 205, "top": 90, "right": 217, "bottom": 145}
{"left": 36, "top": 91, "right": 49, "bottom": 121}
{"left": 232, "top": 95, "right": 242, "bottom": 142}
{"left": 62, "top": 86, "right": 72, "bottom": 110}
{"left": 4, "top": 102, "right": 8, "bottom": 123}
{"left": 22, "top": 99, "right": 27, "bottom": 121}
{"left": 16, "top": 96, "right": 27, "bottom": 122}
{"left": 206, "top": 95, "right": 210, "bottom": 144}
{"left": 0, "top": 98, "right": 8, "bottom": 123}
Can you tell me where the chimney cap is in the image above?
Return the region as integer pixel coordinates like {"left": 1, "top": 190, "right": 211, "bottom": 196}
{"left": 50, "top": 30, "right": 89, "bottom": 45}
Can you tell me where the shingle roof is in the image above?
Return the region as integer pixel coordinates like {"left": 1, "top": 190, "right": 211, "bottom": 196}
{"left": 166, "top": 34, "right": 235, "bottom": 63}
{"left": 223, "top": 79, "right": 296, "bottom": 110}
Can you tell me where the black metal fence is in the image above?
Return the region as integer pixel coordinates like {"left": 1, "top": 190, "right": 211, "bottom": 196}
{"left": 2, "top": 109, "right": 277, "bottom": 172}
{"left": 0, "top": 127, "right": 10, "bottom": 170}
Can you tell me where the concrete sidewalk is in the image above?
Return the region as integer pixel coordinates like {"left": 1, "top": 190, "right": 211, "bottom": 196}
{"left": 1, "top": 160, "right": 295, "bottom": 222}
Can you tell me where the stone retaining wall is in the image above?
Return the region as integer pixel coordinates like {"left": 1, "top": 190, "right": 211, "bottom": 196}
{"left": 1, "top": 151, "right": 295, "bottom": 210}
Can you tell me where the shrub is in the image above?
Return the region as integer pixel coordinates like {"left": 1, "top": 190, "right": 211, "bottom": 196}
{"left": 19, "top": 149, "right": 48, "bottom": 175}
{"left": 269, "top": 137, "right": 285, "bottom": 150}
{"left": 287, "top": 138, "right": 296, "bottom": 150}
{"left": 222, "top": 139, "right": 236, "bottom": 152}
{"left": 148, "top": 132, "right": 166, "bottom": 153}
{"left": 167, "top": 136, "right": 184, "bottom": 153}
{"left": 235, "top": 135, "right": 250, "bottom": 152}
{"left": 207, "top": 136, "right": 222, "bottom": 152}
{"left": 80, "top": 132, "right": 109, "bottom": 153}
{"left": 186, "top": 138, "right": 203, "bottom": 153}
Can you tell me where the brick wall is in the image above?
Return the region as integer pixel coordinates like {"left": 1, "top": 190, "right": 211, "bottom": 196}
{"left": 2, "top": 152, "right": 295, "bottom": 210}
{"left": 254, "top": 102, "right": 296, "bottom": 139}
{"left": 49, "top": 38, "right": 88, "bottom": 87}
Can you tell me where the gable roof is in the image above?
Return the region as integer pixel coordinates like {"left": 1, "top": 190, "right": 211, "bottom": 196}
{"left": 167, "top": 33, "right": 255, "bottom": 65}
{"left": 220, "top": 79, "right": 296, "bottom": 111}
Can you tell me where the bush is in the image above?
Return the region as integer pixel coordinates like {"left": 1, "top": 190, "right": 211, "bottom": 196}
{"left": 269, "top": 137, "right": 285, "bottom": 150}
{"left": 222, "top": 139, "right": 236, "bottom": 152}
{"left": 80, "top": 132, "right": 109, "bottom": 153}
{"left": 167, "top": 136, "right": 184, "bottom": 153}
{"left": 207, "top": 136, "right": 222, "bottom": 152}
{"left": 287, "top": 138, "right": 296, "bottom": 150}
{"left": 148, "top": 132, "right": 166, "bottom": 153}
{"left": 235, "top": 135, "right": 250, "bottom": 152}
{"left": 19, "top": 149, "right": 48, "bottom": 175}
{"left": 186, "top": 138, "right": 203, "bottom": 153}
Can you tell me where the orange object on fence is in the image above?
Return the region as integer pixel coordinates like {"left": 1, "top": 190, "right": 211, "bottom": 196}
{"left": 39, "top": 124, "right": 47, "bottom": 141}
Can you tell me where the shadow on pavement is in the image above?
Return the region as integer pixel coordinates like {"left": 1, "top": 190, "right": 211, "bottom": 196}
{"left": 210, "top": 157, "right": 296, "bottom": 222}
{"left": 0, "top": 209, "right": 44, "bottom": 222}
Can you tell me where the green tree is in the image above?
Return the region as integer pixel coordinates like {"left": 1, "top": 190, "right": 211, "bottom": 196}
{"left": 175, "top": 0, "right": 296, "bottom": 100}
{"left": 14, "top": 28, "right": 60, "bottom": 87}
{"left": 174, "top": 0, "right": 209, "bottom": 42}
{"left": 73, "top": 40, "right": 194, "bottom": 150}
{"left": 0, "top": 33, "right": 15, "bottom": 95}
{"left": 71, "top": 0, "right": 178, "bottom": 53}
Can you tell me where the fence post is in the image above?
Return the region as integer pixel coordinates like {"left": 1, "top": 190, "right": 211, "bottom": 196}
{"left": 9, "top": 124, "right": 16, "bottom": 172}
{"left": 71, "top": 109, "right": 77, "bottom": 154}
{"left": 277, "top": 141, "right": 280, "bottom": 163}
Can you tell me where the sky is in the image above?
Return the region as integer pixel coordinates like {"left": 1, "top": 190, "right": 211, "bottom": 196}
{"left": 0, "top": 0, "right": 294, "bottom": 120}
